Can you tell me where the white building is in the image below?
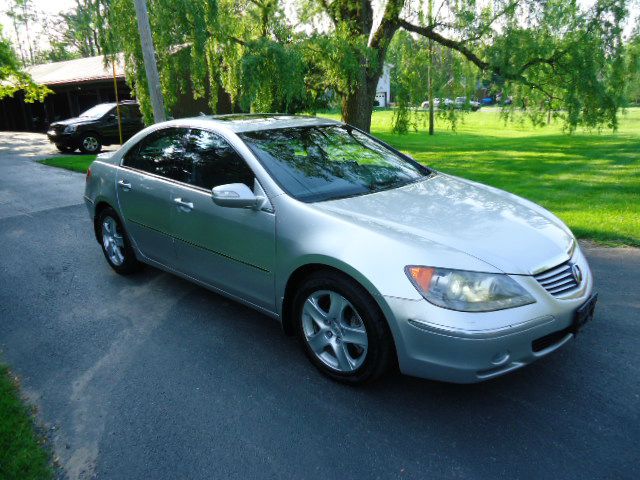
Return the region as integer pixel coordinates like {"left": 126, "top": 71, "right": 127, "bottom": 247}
{"left": 375, "top": 64, "right": 392, "bottom": 107}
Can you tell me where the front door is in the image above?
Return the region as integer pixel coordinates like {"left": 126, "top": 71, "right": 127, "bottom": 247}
{"left": 116, "top": 127, "right": 188, "bottom": 266}
{"left": 169, "top": 128, "right": 276, "bottom": 311}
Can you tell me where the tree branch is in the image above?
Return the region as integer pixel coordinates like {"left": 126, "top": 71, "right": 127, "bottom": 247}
{"left": 399, "top": 18, "right": 562, "bottom": 101}
{"left": 318, "top": 0, "right": 338, "bottom": 26}
{"left": 369, "top": 0, "right": 405, "bottom": 49}
{"left": 398, "top": 19, "right": 489, "bottom": 70}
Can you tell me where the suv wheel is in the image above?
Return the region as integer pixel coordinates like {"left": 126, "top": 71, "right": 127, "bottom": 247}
{"left": 80, "top": 134, "right": 102, "bottom": 154}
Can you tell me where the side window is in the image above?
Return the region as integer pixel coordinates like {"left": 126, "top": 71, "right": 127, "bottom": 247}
{"left": 182, "top": 129, "right": 254, "bottom": 190}
{"left": 122, "top": 128, "right": 187, "bottom": 182}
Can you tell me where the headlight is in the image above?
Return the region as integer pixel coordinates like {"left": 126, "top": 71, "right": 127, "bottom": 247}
{"left": 63, "top": 124, "right": 77, "bottom": 133}
{"left": 405, "top": 266, "right": 535, "bottom": 312}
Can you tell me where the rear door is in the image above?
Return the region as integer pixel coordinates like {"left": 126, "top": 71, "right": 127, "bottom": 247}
{"left": 169, "top": 128, "right": 277, "bottom": 311}
{"left": 100, "top": 107, "right": 120, "bottom": 144}
{"left": 119, "top": 105, "right": 145, "bottom": 141}
{"left": 116, "top": 128, "right": 188, "bottom": 266}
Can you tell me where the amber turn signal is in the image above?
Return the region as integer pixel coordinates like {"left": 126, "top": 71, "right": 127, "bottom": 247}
{"left": 407, "top": 266, "right": 435, "bottom": 292}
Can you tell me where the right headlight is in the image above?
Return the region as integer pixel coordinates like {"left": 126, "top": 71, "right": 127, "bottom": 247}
{"left": 63, "top": 124, "right": 77, "bottom": 133}
{"left": 405, "top": 266, "right": 536, "bottom": 312}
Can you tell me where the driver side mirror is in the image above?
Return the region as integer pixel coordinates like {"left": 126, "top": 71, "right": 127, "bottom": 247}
{"left": 107, "top": 113, "right": 117, "bottom": 122}
{"left": 211, "top": 183, "right": 264, "bottom": 209}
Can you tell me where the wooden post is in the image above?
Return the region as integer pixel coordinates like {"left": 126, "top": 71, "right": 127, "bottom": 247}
{"left": 66, "top": 90, "right": 74, "bottom": 117}
{"left": 133, "top": 0, "right": 166, "bottom": 123}
{"left": 112, "top": 61, "right": 124, "bottom": 144}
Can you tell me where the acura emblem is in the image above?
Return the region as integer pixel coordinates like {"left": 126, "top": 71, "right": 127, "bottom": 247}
{"left": 571, "top": 264, "right": 583, "bottom": 284}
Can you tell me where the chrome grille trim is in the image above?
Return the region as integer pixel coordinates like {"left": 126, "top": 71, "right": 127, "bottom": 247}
{"left": 534, "top": 260, "right": 579, "bottom": 297}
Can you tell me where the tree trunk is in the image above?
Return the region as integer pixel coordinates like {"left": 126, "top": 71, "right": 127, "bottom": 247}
{"left": 341, "top": 70, "right": 380, "bottom": 133}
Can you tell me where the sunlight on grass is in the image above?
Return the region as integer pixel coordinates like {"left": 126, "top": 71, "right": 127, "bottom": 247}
{"left": 321, "top": 107, "right": 640, "bottom": 246}
{"left": 39, "top": 155, "right": 96, "bottom": 173}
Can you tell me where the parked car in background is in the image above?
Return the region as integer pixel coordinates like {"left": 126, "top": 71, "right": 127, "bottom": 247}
{"left": 421, "top": 98, "right": 455, "bottom": 109}
{"left": 47, "top": 101, "right": 144, "bottom": 154}
{"left": 420, "top": 98, "right": 440, "bottom": 109}
{"left": 454, "top": 97, "right": 481, "bottom": 111}
{"left": 85, "top": 114, "right": 596, "bottom": 385}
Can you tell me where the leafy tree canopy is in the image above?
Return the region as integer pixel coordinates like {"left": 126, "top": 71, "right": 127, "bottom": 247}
{"left": 0, "top": 25, "right": 50, "bottom": 102}
{"left": 103, "top": 0, "right": 308, "bottom": 123}
{"left": 102, "top": 0, "right": 633, "bottom": 132}
{"left": 300, "top": 0, "right": 633, "bottom": 132}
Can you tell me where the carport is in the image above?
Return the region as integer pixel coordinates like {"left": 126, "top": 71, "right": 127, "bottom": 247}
{"left": 0, "top": 54, "right": 133, "bottom": 132}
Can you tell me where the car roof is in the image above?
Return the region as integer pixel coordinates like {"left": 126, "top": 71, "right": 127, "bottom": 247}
{"left": 166, "top": 114, "right": 342, "bottom": 133}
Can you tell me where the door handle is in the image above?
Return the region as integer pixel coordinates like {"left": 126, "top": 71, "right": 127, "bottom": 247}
{"left": 173, "top": 197, "right": 194, "bottom": 211}
{"left": 118, "top": 180, "right": 131, "bottom": 191}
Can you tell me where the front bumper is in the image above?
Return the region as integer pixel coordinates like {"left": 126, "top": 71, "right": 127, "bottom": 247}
{"left": 381, "top": 248, "right": 594, "bottom": 383}
{"left": 47, "top": 129, "right": 77, "bottom": 148}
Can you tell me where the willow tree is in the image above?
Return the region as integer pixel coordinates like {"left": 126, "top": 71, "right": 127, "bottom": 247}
{"left": 304, "top": 0, "right": 631, "bottom": 132}
{"left": 103, "top": 0, "right": 306, "bottom": 123}
{"left": 387, "top": 29, "right": 478, "bottom": 134}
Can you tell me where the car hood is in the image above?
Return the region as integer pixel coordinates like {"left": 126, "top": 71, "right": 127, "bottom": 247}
{"left": 50, "top": 117, "right": 97, "bottom": 127}
{"left": 315, "top": 173, "right": 574, "bottom": 275}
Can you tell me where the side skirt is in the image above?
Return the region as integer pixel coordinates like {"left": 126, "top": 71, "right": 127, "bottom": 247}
{"left": 135, "top": 251, "right": 281, "bottom": 321}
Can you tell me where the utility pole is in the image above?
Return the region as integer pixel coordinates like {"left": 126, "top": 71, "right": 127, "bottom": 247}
{"left": 133, "top": 0, "right": 166, "bottom": 123}
{"left": 427, "top": 0, "right": 435, "bottom": 136}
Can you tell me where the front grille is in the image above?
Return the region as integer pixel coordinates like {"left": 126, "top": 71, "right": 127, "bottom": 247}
{"left": 534, "top": 260, "right": 579, "bottom": 296}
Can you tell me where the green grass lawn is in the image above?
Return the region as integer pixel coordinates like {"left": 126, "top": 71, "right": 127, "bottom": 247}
{"left": 0, "top": 365, "right": 52, "bottom": 480}
{"left": 322, "top": 107, "right": 640, "bottom": 247}
{"left": 39, "top": 155, "right": 96, "bottom": 173}
{"left": 40, "top": 108, "right": 640, "bottom": 246}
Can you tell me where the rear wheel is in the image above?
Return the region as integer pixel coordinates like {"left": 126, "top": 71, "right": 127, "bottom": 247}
{"left": 293, "top": 271, "right": 394, "bottom": 384}
{"left": 79, "top": 133, "right": 101, "bottom": 154}
{"left": 97, "top": 208, "right": 140, "bottom": 274}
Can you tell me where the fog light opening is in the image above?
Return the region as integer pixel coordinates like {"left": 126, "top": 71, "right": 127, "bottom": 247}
{"left": 491, "top": 351, "right": 510, "bottom": 366}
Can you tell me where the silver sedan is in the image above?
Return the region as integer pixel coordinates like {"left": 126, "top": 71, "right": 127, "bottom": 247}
{"left": 84, "top": 114, "right": 597, "bottom": 384}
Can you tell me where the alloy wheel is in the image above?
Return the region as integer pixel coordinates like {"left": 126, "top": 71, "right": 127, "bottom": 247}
{"left": 102, "top": 216, "right": 125, "bottom": 266}
{"left": 301, "top": 290, "right": 368, "bottom": 372}
{"left": 83, "top": 136, "right": 99, "bottom": 152}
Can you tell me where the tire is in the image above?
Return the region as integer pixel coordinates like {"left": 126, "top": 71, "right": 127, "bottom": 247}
{"left": 79, "top": 133, "right": 102, "bottom": 154}
{"left": 56, "top": 144, "right": 75, "bottom": 153}
{"left": 293, "top": 271, "right": 394, "bottom": 384}
{"left": 97, "top": 207, "right": 141, "bottom": 275}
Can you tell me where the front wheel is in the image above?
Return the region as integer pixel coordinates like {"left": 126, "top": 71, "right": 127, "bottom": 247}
{"left": 97, "top": 208, "right": 140, "bottom": 275}
{"left": 79, "top": 134, "right": 102, "bottom": 154}
{"left": 293, "top": 271, "right": 394, "bottom": 384}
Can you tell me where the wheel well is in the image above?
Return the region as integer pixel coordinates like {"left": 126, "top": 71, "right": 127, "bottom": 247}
{"left": 281, "top": 264, "right": 381, "bottom": 336}
{"left": 93, "top": 201, "right": 112, "bottom": 243}
{"left": 281, "top": 263, "right": 399, "bottom": 369}
{"left": 81, "top": 131, "right": 102, "bottom": 142}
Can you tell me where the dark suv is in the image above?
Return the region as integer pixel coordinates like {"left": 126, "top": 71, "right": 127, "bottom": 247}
{"left": 47, "top": 101, "right": 145, "bottom": 154}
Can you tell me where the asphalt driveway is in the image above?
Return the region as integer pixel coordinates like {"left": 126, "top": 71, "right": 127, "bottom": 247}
{"left": 0, "top": 132, "right": 638, "bottom": 479}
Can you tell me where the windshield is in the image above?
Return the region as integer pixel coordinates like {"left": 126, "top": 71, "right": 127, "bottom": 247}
{"left": 80, "top": 104, "right": 115, "bottom": 118}
{"left": 239, "top": 125, "right": 431, "bottom": 202}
